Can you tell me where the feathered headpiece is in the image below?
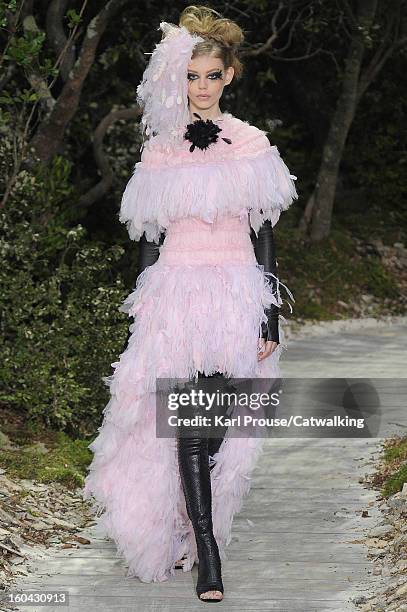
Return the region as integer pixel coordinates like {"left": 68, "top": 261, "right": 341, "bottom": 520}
{"left": 136, "top": 22, "right": 204, "bottom": 143}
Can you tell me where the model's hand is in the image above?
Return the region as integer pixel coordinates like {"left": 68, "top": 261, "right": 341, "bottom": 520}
{"left": 257, "top": 338, "right": 278, "bottom": 362}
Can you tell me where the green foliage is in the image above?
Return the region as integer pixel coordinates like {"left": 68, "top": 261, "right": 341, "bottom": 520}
{"left": 277, "top": 226, "right": 400, "bottom": 321}
{"left": 383, "top": 437, "right": 407, "bottom": 464}
{"left": 0, "top": 144, "right": 129, "bottom": 436}
{"left": 66, "top": 9, "right": 83, "bottom": 28}
{"left": 0, "top": 431, "right": 92, "bottom": 489}
{"left": 372, "top": 436, "right": 407, "bottom": 498}
{"left": 382, "top": 464, "right": 407, "bottom": 498}
{"left": 256, "top": 67, "right": 277, "bottom": 87}
{"left": 5, "top": 30, "right": 46, "bottom": 65}
{"left": 0, "top": 1, "right": 17, "bottom": 28}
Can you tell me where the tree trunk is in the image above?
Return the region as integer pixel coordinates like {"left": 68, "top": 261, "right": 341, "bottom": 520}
{"left": 308, "top": 0, "right": 378, "bottom": 242}
{"left": 28, "top": 0, "right": 128, "bottom": 164}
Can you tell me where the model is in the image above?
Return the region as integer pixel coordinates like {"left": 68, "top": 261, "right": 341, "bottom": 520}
{"left": 83, "top": 5, "right": 298, "bottom": 603}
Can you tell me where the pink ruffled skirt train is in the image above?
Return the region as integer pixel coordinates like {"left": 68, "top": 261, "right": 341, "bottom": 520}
{"left": 82, "top": 213, "right": 290, "bottom": 583}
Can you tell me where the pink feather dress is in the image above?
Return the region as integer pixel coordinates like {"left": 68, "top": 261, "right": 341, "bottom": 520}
{"left": 82, "top": 112, "right": 298, "bottom": 583}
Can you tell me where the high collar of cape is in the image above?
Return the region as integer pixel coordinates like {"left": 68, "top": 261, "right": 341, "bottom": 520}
{"left": 120, "top": 113, "right": 298, "bottom": 243}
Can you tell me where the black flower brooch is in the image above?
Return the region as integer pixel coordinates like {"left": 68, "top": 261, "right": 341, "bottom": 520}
{"left": 184, "top": 112, "right": 232, "bottom": 152}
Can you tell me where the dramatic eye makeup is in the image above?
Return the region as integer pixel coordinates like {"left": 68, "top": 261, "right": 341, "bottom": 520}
{"left": 187, "top": 70, "right": 223, "bottom": 81}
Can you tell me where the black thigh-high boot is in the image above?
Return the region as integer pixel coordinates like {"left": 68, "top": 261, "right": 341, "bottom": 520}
{"left": 177, "top": 434, "right": 224, "bottom": 600}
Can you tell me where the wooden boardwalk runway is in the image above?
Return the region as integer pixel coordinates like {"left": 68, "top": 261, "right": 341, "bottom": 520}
{"left": 10, "top": 317, "right": 407, "bottom": 611}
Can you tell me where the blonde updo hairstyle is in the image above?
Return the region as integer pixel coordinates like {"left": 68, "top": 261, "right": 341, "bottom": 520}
{"left": 179, "top": 5, "right": 245, "bottom": 80}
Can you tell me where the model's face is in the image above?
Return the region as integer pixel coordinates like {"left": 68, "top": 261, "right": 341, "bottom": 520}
{"left": 187, "top": 55, "right": 234, "bottom": 113}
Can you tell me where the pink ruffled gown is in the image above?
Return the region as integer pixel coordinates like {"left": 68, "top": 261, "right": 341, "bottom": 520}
{"left": 82, "top": 113, "right": 297, "bottom": 583}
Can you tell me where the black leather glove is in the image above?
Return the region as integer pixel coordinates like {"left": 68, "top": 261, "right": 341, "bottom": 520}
{"left": 136, "top": 231, "right": 165, "bottom": 276}
{"left": 121, "top": 231, "right": 165, "bottom": 352}
{"left": 250, "top": 220, "right": 280, "bottom": 344}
